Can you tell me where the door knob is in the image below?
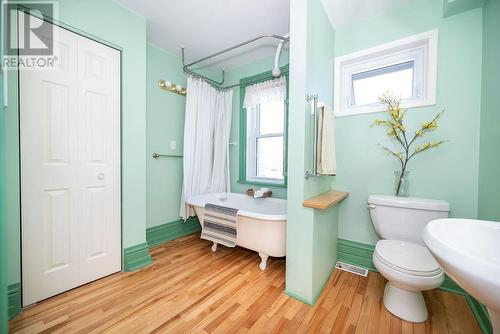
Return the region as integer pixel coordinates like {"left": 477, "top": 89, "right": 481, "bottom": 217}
{"left": 97, "top": 173, "right": 105, "bottom": 180}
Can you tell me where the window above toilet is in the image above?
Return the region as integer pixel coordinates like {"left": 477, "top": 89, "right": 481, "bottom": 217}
{"left": 334, "top": 30, "right": 438, "bottom": 117}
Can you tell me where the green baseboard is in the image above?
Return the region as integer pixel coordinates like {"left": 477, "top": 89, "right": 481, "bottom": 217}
{"left": 8, "top": 282, "right": 21, "bottom": 320}
{"left": 146, "top": 217, "right": 201, "bottom": 248}
{"left": 438, "top": 273, "right": 491, "bottom": 333}
{"left": 439, "top": 275, "right": 466, "bottom": 295}
{"left": 338, "top": 238, "right": 376, "bottom": 271}
{"left": 123, "top": 242, "right": 152, "bottom": 272}
{"left": 465, "top": 294, "right": 493, "bottom": 334}
{"left": 337, "top": 238, "right": 492, "bottom": 334}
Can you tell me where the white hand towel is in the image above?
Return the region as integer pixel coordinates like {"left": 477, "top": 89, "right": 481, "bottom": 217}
{"left": 317, "top": 105, "right": 336, "bottom": 176}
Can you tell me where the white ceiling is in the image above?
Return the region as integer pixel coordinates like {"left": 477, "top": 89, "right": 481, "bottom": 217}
{"left": 321, "top": 0, "right": 412, "bottom": 30}
{"left": 115, "top": 0, "right": 290, "bottom": 70}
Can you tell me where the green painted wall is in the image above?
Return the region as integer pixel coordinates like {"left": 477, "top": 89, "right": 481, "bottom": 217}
{"left": 4, "top": 0, "right": 148, "bottom": 284}
{"left": 478, "top": 0, "right": 500, "bottom": 222}
{"left": 306, "top": 0, "right": 339, "bottom": 303}
{"left": 286, "top": 0, "right": 313, "bottom": 302}
{"left": 1, "top": 12, "right": 9, "bottom": 327}
{"left": 286, "top": 0, "right": 338, "bottom": 304}
{"left": 146, "top": 43, "right": 186, "bottom": 228}
{"left": 332, "top": 1, "right": 484, "bottom": 245}
{"left": 225, "top": 55, "right": 289, "bottom": 199}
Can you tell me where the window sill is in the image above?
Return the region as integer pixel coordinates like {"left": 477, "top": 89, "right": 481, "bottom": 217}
{"left": 237, "top": 179, "right": 287, "bottom": 188}
{"left": 335, "top": 98, "right": 436, "bottom": 118}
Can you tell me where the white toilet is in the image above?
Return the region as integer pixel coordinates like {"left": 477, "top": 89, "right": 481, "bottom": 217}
{"left": 368, "top": 195, "right": 450, "bottom": 323}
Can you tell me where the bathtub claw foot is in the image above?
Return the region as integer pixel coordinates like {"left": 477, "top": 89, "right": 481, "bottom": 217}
{"left": 258, "top": 253, "right": 269, "bottom": 271}
{"left": 211, "top": 242, "right": 218, "bottom": 252}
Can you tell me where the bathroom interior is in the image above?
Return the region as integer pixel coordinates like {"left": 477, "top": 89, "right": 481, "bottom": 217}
{"left": 0, "top": 0, "right": 499, "bottom": 332}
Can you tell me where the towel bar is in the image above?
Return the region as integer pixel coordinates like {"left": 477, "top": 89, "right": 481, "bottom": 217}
{"left": 305, "top": 94, "right": 320, "bottom": 178}
{"left": 152, "top": 153, "right": 183, "bottom": 159}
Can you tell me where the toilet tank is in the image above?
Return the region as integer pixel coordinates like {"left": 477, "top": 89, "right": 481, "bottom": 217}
{"left": 368, "top": 195, "right": 450, "bottom": 245}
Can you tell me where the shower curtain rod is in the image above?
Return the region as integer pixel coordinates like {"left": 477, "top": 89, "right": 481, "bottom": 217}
{"left": 181, "top": 33, "right": 289, "bottom": 90}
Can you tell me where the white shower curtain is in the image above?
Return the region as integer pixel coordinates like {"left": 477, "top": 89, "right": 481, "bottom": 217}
{"left": 180, "top": 76, "right": 233, "bottom": 220}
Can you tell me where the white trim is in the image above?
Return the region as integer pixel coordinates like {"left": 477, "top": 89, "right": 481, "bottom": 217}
{"left": 334, "top": 29, "right": 438, "bottom": 117}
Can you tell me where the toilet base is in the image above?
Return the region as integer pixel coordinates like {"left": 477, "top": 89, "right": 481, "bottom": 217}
{"left": 383, "top": 282, "right": 428, "bottom": 323}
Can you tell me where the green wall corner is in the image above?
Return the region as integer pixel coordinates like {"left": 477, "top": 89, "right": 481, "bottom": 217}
{"left": 478, "top": 0, "right": 500, "bottom": 222}
{"left": 146, "top": 217, "right": 201, "bottom": 248}
{"left": 443, "top": 0, "right": 485, "bottom": 18}
{"left": 311, "top": 263, "right": 336, "bottom": 305}
{"left": 8, "top": 282, "right": 21, "bottom": 321}
{"left": 123, "top": 243, "right": 152, "bottom": 272}
{"left": 337, "top": 238, "right": 492, "bottom": 334}
{"left": 284, "top": 289, "right": 314, "bottom": 306}
{"left": 285, "top": 262, "right": 336, "bottom": 306}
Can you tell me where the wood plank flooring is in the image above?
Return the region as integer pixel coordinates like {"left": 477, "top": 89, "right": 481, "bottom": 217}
{"left": 9, "top": 234, "right": 481, "bottom": 333}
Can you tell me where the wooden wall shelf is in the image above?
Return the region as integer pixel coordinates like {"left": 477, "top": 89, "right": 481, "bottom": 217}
{"left": 303, "top": 190, "right": 349, "bottom": 210}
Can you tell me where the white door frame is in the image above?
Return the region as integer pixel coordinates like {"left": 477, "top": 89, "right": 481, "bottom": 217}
{"left": 17, "top": 10, "right": 123, "bottom": 306}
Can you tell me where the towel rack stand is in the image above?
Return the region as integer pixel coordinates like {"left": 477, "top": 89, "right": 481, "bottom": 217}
{"left": 305, "top": 94, "right": 320, "bottom": 179}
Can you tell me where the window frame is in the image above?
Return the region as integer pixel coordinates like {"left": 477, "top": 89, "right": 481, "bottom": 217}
{"left": 334, "top": 29, "right": 438, "bottom": 117}
{"left": 239, "top": 66, "right": 289, "bottom": 187}
{"left": 246, "top": 103, "right": 286, "bottom": 184}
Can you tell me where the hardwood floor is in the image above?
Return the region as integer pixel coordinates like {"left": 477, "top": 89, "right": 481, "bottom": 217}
{"left": 9, "top": 234, "right": 481, "bottom": 333}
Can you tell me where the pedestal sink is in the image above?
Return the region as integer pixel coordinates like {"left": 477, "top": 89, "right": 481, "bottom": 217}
{"left": 423, "top": 218, "right": 500, "bottom": 333}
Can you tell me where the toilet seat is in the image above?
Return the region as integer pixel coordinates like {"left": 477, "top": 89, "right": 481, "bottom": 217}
{"left": 374, "top": 240, "right": 442, "bottom": 277}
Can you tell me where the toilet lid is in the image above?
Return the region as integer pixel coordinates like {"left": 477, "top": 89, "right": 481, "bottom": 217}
{"left": 375, "top": 240, "right": 442, "bottom": 276}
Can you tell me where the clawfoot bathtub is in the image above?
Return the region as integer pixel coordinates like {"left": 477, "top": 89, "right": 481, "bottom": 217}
{"left": 186, "top": 192, "right": 287, "bottom": 270}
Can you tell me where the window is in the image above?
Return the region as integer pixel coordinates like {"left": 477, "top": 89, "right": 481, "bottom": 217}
{"left": 334, "top": 29, "right": 438, "bottom": 117}
{"left": 247, "top": 101, "right": 285, "bottom": 182}
{"left": 352, "top": 61, "right": 414, "bottom": 106}
{"left": 240, "top": 73, "right": 288, "bottom": 185}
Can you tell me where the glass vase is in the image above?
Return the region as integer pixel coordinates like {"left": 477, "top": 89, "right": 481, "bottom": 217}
{"left": 394, "top": 170, "right": 410, "bottom": 197}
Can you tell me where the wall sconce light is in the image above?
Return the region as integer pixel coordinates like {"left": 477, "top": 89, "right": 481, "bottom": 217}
{"left": 158, "top": 79, "right": 186, "bottom": 96}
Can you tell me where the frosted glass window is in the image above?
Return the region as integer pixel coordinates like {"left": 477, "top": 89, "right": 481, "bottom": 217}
{"left": 352, "top": 61, "right": 414, "bottom": 106}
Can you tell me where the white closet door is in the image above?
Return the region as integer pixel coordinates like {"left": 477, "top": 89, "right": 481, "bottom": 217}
{"left": 20, "top": 13, "right": 121, "bottom": 306}
{"left": 77, "top": 32, "right": 121, "bottom": 285}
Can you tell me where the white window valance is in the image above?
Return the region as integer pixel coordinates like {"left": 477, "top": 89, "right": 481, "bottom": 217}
{"left": 243, "top": 76, "right": 286, "bottom": 108}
